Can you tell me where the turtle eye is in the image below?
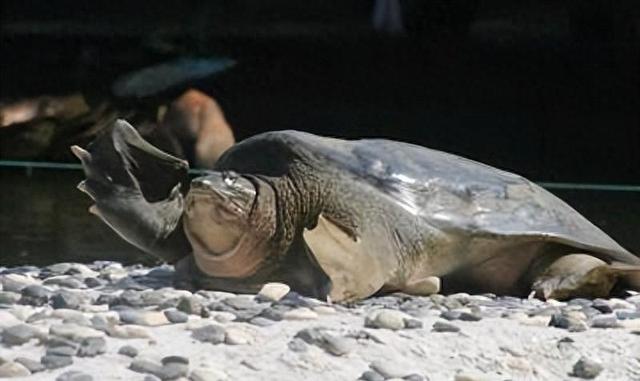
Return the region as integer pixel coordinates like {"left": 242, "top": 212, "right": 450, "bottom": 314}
{"left": 223, "top": 171, "right": 238, "bottom": 187}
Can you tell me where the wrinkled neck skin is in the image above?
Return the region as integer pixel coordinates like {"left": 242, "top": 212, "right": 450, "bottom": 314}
{"left": 190, "top": 175, "right": 279, "bottom": 278}
{"left": 90, "top": 181, "right": 190, "bottom": 263}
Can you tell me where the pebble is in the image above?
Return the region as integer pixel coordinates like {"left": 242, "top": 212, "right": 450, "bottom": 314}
{"left": 77, "top": 337, "right": 107, "bottom": 357}
{"left": 0, "top": 311, "right": 21, "bottom": 329}
{"left": 283, "top": 307, "right": 318, "bottom": 320}
{"left": 118, "top": 345, "right": 139, "bottom": 357}
{"left": 549, "top": 313, "right": 588, "bottom": 332}
{"left": 294, "top": 328, "right": 353, "bottom": 356}
{"left": 370, "top": 361, "right": 411, "bottom": 379}
{"left": 590, "top": 314, "right": 620, "bottom": 328}
{"left": 0, "top": 361, "right": 31, "bottom": 377}
{"left": 224, "top": 327, "right": 254, "bottom": 345}
{"left": 249, "top": 317, "right": 276, "bottom": 327}
{"left": 51, "top": 291, "right": 84, "bottom": 310}
{"left": 50, "top": 324, "right": 105, "bottom": 342}
{"left": 118, "top": 310, "right": 170, "bottom": 326}
{"left": 14, "top": 357, "right": 45, "bottom": 373}
{"left": 1, "top": 324, "right": 45, "bottom": 345}
{"left": 0, "top": 274, "right": 38, "bottom": 292}
{"left": 177, "top": 296, "right": 204, "bottom": 315}
{"left": 571, "top": 357, "right": 604, "bottom": 379}
{"left": 190, "top": 368, "right": 228, "bottom": 381}
{"left": 56, "top": 370, "right": 94, "bottom": 381}
{"left": 192, "top": 325, "right": 226, "bottom": 344}
{"left": 454, "top": 372, "right": 495, "bottom": 381}
{"left": 432, "top": 321, "right": 461, "bottom": 333}
{"left": 222, "top": 296, "right": 259, "bottom": 310}
{"left": 158, "top": 362, "right": 189, "bottom": 380}
{"left": 360, "top": 370, "right": 385, "bottom": 381}
{"left": 365, "top": 309, "right": 408, "bottom": 330}
{"left": 164, "top": 309, "right": 189, "bottom": 323}
{"left": 0, "top": 292, "right": 22, "bottom": 305}
{"left": 41, "top": 354, "right": 73, "bottom": 369}
{"left": 130, "top": 359, "right": 164, "bottom": 378}
{"left": 107, "top": 325, "right": 152, "bottom": 339}
{"left": 256, "top": 282, "right": 290, "bottom": 302}
{"left": 19, "top": 284, "right": 52, "bottom": 306}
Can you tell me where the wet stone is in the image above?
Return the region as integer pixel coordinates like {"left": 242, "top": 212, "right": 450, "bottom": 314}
{"left": 56, "top": 370, "right": 94, "bottom": 381}
{"left": 571, "top": 357, "right": 603, "bottom": 379}
{"left": 14, "top": 357, "right": 45, "bottom": 373}
{"left": 192, "top": 325, "right": 226, "bottom": 344}
{"left": 432, "top": 321, "right": 461, "bottom": 333}
{"left": 41, "top": 354, "right": 73, "bottom": 369}
{"left": 118, "top": 345, "right": 139, "bottom": 357}
{"left": 164, "top": 309, "right": 189, "bottom": 323}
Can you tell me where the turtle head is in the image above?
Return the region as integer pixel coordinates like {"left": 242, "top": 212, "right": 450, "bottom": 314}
{"left": 184, "top": 171, "right": 257, "bottom": 255}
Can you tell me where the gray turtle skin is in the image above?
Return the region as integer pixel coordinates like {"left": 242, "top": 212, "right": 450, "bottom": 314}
{"left": 73, "top": 120, "right": 640, "bottom": 301}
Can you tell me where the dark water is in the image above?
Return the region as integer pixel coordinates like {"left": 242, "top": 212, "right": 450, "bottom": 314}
{"left": 1, "top": 166, "right": 638, "bottom": 267}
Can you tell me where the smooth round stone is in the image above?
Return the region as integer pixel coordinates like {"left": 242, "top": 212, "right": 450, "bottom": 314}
{"left": 51, "top": 291, "right": 85, "bottom": 310}
{"left": 256, "top": 283, "right": 290, "bottom": 302}
{"left": 404, "top": 318, "right": 424, "bottom": 329}
{"left": 158, "top": 362, "right": 189, "bottom": 380}
{"left": 249, "top": 317, "right": 276, "bottom": 327}
{"left": 14, "top": 357, "right": 45, "bottom": 373}
{"left": 370, "top": 361, "right": 410, "bottom": 379}
{"left": 283, "top": 307, "right": 318, "bottom": 320}
{"left": 84, "top": 277, "right": 105, "bottom": 288}
{"left": 0, "top": 361, "right": 31, "bottom": 377}
{"left": 190, "top": 368, "right": 229, "bottom": 381}
{"left": 458, "top": 311, "right": 483, "bottom": 322}
{"left": 44, "top": 276, "right": 85, "bottom": 289}
{"left": 107, "top": 325, "right": 152, "bottom": 339}
{"left": 41, "top": 354, "right": 73, "bottom": 370}
{"left": 0, "top": 311, "right": 22, "bottom": 329}
{"left": 403, "top": 375, "right": 426, "bottom": 381}
{"left": 549, "top": 313, "right": 588, "bottom": 332}
{"left": 118, "top": 310, "right": 170, "bottom": 326}
{"left": 224, "top": 327, "right": 254, "bottom": 345}
{"left": 1, "top": 324, "right": 45, "bottom": 345}
{"left": 571, "top": 357, "right": 603, "bottom": 379}
{"left": 360, "top": 370, "right": 385, "bottom": 381}
{"left": 118, "top": 345, "right": 139, "bottom": 357}
{"left": 177, "top": 296, "right": 204, "bottom": 315}
{"left": 78, "top": 337, "right": 107, "bottom": 357}
{"left": 192, "top": 325, "right": 226, "bottom": 344}
{"left": 164, "top": 309, "right": 189, "bottom": 323}
{"left": 20, "top": 285, "right": 52, "bottom": 306}
{"left": 222, "top": 296, "right": 260, "bottom": 310}
{"left": 56, "top": 370, "right": 94, "bottom": 381}
{"left": 441, "top": 310, "right": 462, "bottom": 321}
{"left": 590, "top": 314, "right": 620, "bottom": 329}
{"left": 130, "top": 359, "right": 163, "bottom": 377}
{"left": 46, "top": 345, "right": 77, "bottom": 357}
{"left": 45, "top": 263, "right": 74, "bottom": 275}
{"left": 365, "top": 309, "right": 408, "bottom": 330}
{"left": 454, "top": 372, "right": 495, "bottom": 381}
{"left": 432, "top": 321, "right": 461, "bottom": 333}
{"left": 0, "top": 291, "right": 22, "bottom": 304}
{"left": 162, "top": 356, "right": 189, "bottom": 366}
{"left": 50, "top": 324, "right": 104, "bottom": 342}
{"left": 615, "top": 309, "right": 640, "bottom": 320}
{"left": 0, "top": 274, "right": 38, "bottom": 292}
{"left": 591, "top": 299, "right": 613, "bottom": 313}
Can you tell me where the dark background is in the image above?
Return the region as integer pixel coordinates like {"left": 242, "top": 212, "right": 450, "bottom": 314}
{"left": 1, "top": 0, "right": 639, "bottom": 265}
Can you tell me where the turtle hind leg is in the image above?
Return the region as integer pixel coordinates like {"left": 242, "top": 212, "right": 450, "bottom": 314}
{"left": 531, "top": 254, "right": 640, "bottom": 300}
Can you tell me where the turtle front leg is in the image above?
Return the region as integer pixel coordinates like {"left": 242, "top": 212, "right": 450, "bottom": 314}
{"left": 531, "top": 254, "right": 640, "bottom": 300}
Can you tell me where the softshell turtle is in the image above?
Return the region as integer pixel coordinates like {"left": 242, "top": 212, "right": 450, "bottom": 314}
{"left": 71, "top": 120, "right": 640, "bottom": 301}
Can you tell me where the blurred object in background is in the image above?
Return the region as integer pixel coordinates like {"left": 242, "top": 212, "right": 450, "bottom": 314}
{"left": 156, "top": 89, "right": 235, "bottom": 168}
{"left": 111, "top": 57, "right": 235, "bottom": 99}
{"left": 0, "top": 94, "right": 89, "bottom": 128}
{"left": 372, "top": 0, "right": 404, "bottom": 35}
